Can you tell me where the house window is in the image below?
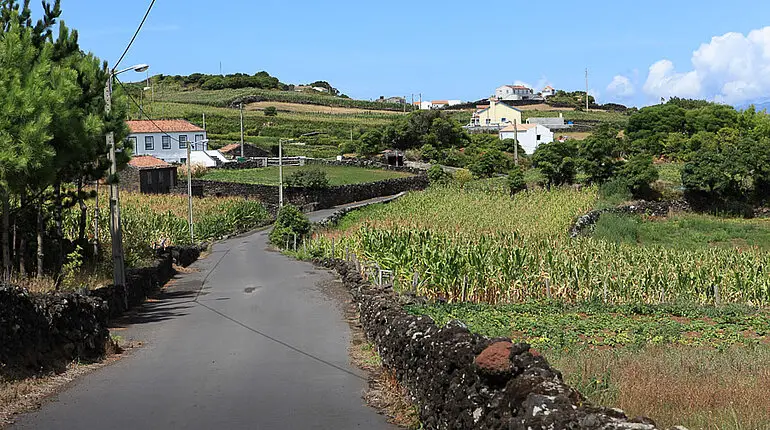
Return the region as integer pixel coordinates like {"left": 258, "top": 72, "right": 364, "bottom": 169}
{"left": 128, "top": 137, "right": 137, "bottom": 152}
{"left": 162, "top": 135, "right": 171, "bottom": 150}
{"left": 194, "top": 134, "right": 204, "bottom": 150}
{"left": 501, "top": 118, "right": 507, "bottom": 123}
{"left": 486, "top": 118, "right": 491, "bottom": 125}
{"left": 179, "top": 135, "right": 188, "bottom": 149}
{"left": 144, "top": 136, "right": 154, "bottom": 151}
{"left": 180, "top": 158, "right": 187, "bottom": 164}
{"left": 537, "top": 135, "right": 542, "bottom": 141}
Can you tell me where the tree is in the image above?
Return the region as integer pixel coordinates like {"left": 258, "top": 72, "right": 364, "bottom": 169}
{"left": 616, "top": 155, "right": 659, "bottom": 198}
{"left": 532, "top": 140, "right": 578, "bottom": 187}
{"left": 507, "top": 166, "right": 526, "bottom": 195}
{"left": 0, "top": 13, "right": 60, "bottom": 279}
{"left": 578, "top": 124, "right": 622, "bottom": 184}
{"left": 358, "top": 129, "right": 383, "bottom": 156}
{"left": 468, "top": 149, "right": 511, "bottom": 178}
{"left": 264, "top": 106, "right": 277, "bottom": 117}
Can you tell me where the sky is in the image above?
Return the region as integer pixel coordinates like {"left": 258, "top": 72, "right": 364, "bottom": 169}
{"left": 41, "top": 0, "right": 770, "bottom": 107}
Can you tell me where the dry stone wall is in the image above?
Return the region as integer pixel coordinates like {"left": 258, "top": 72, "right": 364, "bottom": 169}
{"left": 318, "top": 258, "right": 664, "bottom": 429}
{"left": 1, "top": 245, "right": 204, "bottom": 371}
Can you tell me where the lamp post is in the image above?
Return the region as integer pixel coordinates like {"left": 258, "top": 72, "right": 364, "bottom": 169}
{"left": 104, "top": 63, "right": 149, "bottom": 294}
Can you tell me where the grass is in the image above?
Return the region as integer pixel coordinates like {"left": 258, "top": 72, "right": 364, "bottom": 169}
{"left": 594, "top": 212, "right": 770, "bottom": 251}
{"left": 409, "top": 301, "right": 770, "bottom": 429}
{"left": 202, "top": 165, "right": 412, "bottom": 186}
{"left": 656, "top": 162, "right": 684, "bottom": 188}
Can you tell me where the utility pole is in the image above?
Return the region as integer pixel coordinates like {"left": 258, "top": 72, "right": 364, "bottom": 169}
{"left": 186, "top": 142, "right": 194, "bottom": 243}
{"left": 104, "top": 74, "right": 126, "bottom": 294}
{"left": 585, "top": 68, "right": 590, "bottom": 111}
{"left": 278, "top": 139, "right": 284, "bottom": 208}
{"left": 203, "top": 113, "right": 206, "bottom": 131}
{"left": 513, "top": 119, "right": 519, "bottom": 166}
{"left": 240, "top": 102, "right": 245, "bottom": 159}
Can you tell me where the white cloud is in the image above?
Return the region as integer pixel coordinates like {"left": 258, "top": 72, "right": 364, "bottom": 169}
{"left": 643, "top": 26, "right": 770, "bottom": 104}
{"left": 606, "top": 75, "right": 635, "bottom": 99}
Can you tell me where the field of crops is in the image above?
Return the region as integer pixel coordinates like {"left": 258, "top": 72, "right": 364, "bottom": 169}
{"left": 312, "top": 187, "right": 770, "bottom": 306}
{"left": 143, "top": 102, "right": 397, "bottom": 141}
{"left": 154, "top": 87, "right": 411, "bottom": 111}
{"left": 63, "top": 192, "right": 270, "bottom": 267}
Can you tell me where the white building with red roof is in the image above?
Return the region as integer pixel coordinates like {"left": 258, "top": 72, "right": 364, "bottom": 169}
{"left": 126, "top": 119, "right": 209, "bottom": 164}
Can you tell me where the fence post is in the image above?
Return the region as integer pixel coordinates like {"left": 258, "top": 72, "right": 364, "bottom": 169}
{"left": 461, "top": 275, "right": 467, "bottom": 302}
{"left": 345, "top": 245, "right": 349, "bottom": 262}
{"left": 714, "top": 284, "right": 721, "bottom": 306}
{"left": 546, "top": 277, "right": 551, "bottom": 300}
{"left": 659, "top": 286, "right": 665, "bottom": 304}
{"left": 331, "top": 238, "right": 335, "bottom": 260}
{"left": 412, "top": 271, "right": 419, "bottom": 295}
{"left": 293, "top": 234, "right": 297, "bottom": 251}
{"left": 602, "top": 281, "right": 607, "bottom": 303}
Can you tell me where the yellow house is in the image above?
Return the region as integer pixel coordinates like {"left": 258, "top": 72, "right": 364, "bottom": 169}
{"left": 470, "top": 99, "right": 523, "bottom": 128}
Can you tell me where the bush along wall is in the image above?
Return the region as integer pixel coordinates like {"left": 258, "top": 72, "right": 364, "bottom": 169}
{"left": 570, "top": 200, "right": 692, "bottom": 237}
{"left": 315, "top": 259, "right": 663, "bottom": 429}
{"left": 1, "top": 245, "right": 205, "bottom": 371}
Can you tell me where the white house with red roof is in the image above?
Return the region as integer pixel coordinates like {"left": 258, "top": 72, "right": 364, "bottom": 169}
{"left": 541, "top": 85, "right": 556, "bottom": 98}
{"left": 499, "top": 122, "right": 554, "bottom": 155}
{"left": 126, "top": 119, "right": 209, "bottom": 164}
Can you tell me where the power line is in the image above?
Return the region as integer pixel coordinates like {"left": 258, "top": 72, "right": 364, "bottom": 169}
{"left": 113, "top": 0, "right": 157, "bottom": 72}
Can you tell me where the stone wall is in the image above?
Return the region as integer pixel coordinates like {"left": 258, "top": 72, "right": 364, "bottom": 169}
{"left": 1, "top": 245, "right": 205, "bottom": 370}
{"left": 174, "top": 175, "right": 429, "bottom": 211}
{"left": 570, "top": 200, "right": 691, "bottom": 237}
{"left": 317, "top": 259, "right": 661, "bottom": 429}
{"left": 305, "top": 158, "right": 426, "bottom": 175}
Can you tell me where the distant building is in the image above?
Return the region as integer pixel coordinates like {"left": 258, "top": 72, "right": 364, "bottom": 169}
{"left": 526, "top": 113, "right": 571, "bottom": 130}
{"left": 495, "top": 85, "right": 542, "bottom": 101}
{"left": 220, "top": 142, "right": 271, "bottom": 159}
{"left": 377, "top": 96, "right": 407, "bottom": 104}
{"left": 120, "top": 156, "right": 178, "bottom": 194}
{"left": 467, "top": 99, "right": 523, "bottom": 128}
{"left": 126, "top": 120, "right": 208, "bottom": 164}
{"left": 412, "top": 100, "right": 463, "bottom": 110}
{"left": 541, "top": 85, "right": 556, "bottom": 98}
{"left": 499, "top": 123, "right": 554, "bottom": 155}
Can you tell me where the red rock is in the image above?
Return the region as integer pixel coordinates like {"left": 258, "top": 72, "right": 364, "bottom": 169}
{"left": 474, "top": 341, "right": 513, "bottom": 374}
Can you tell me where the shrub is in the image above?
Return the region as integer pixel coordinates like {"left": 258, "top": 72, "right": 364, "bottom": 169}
{"left": 599, "top": 178, "right": 633, "bottom": 207}
{"left": 263, "top": 106, "right": 278, "bottom": 117}
{"left": 178, "top": 163, "right": 208, "bottom": 179}
{"left": 427, "top": 165, "right": 451, "bottom": 186}
{"left": 453, "top": 169, "right": 474, "bottom": 187}
{"left": 532, "top": 140, "right": 578, "bottom": 187}
{"left": 285, "top": 168, "right": 330, "bottom": 190}
{"left": 507, "top": 166, "right": 526, "bottom": 195}
{"left": 269, "top": 205, "right": 311, "bottom": 248}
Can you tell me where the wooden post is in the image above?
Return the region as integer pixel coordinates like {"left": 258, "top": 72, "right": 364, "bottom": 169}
{"left": 714, "top": 284, "right": 720, "bottom": 306}
{"left": 545, "top": 277, "right": 551, "bottom": 300}
{"left": 293, "top": 234, "right": 297, "bottom": 251}
{"left": 412, "top": 271, "right": 419, "bottom": 295}
{"left": 331, "top": 238, "right": 335, "bottom": 259}
{"left": 461, "top": 275, "right": 468, "bottom": 302}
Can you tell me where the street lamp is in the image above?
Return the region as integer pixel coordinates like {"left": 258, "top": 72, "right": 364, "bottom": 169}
{"left": 104, "top": 63, "right": 149, "bottom": 295}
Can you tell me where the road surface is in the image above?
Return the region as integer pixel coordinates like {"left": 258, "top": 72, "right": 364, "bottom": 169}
{"left": 12, "top": 200, "right": 396, "bottom": 430}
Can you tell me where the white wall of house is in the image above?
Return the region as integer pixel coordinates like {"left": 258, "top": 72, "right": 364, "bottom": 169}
{"left": 128, "top": 131, "right": 208, "bottom": 163}
{"left": 499, "top": 124, "right": 553, "bottom": 155}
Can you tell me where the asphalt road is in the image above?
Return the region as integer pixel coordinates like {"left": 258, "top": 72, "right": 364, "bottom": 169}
{"left": 12, "top": 201, "right": 397, "bottom": 430}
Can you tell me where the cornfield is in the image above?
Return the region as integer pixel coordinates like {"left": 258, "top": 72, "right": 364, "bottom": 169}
{"left": 310, "top": 187, "right": 770, "bottom": 305}
{"left": 63, "top": 192, "right": 270, "bottom": 267}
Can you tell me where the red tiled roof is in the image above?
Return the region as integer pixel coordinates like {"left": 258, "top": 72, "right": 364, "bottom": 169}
{"left": 501, "top": 123, "right": 538, "bottom": 132}
{"left": 128, "top": 155, "right": 171, "bottom": 169}
{"left": 126, "top": 119, "right": 204, "bottom": 134}
{"left": 432, "top": 100, "right": 449, "bottom": 105}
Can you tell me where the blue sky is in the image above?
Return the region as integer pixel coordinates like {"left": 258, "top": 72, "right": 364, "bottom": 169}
{"left": 47, "top": 0, "right": 770, "bottom": 107}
